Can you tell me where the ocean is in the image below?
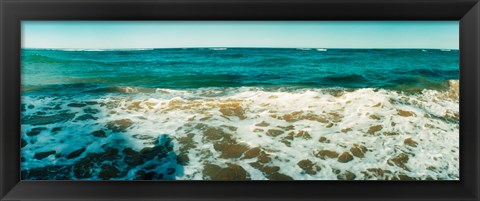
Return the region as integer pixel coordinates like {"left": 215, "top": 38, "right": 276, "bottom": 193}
{"left": 20, "top": 48, "right": 459, "bottom": 180}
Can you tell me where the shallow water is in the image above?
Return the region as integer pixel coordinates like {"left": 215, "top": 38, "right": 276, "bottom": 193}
{"left": 20, "top": 48, "right": 459, "bottom": 180}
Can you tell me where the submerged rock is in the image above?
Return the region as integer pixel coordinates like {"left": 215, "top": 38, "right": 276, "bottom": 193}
{"left": 341, "top": 128, "right": 352, "bottom": 133}
{"left": 51, "top": 127, "right": 63, "bottom": 133}
{"left": 99, "top": 164, "right": 120, "bottom": 180}
{"left": 73, "top": 161, "right": 93, "bottom": 179}
{"left": 249, "top": 160, "right": 293, "bottom": 180}
{"left": 265, "top": 172, "right": 293, "bottom": 180}
{"left": 106, "top": 119, "right": 134, "bottom": 132}
{"left": 99, "top": 148, "right": 121, "bottom": 161}
{"left": 91, "top": 130, "right": 106, "bottom": 137}
{"left": 67, "top": 103, "right": 87, "bottom": 108}
{"left": 203, "top": 163, "right": 250, "bottom": 180}
{"left": 297, "top": 159, "right": 318, "bottom": 175}
{"left": 395, "top": 174, "right": 415, "bottom": 180}
{"left": 34, "top": 151, "right": 56, "bottom": 160}
{"left": 369, "top": 114, "right": 381, "bottom": 120}
{"left": 176, "top": 154, "right": 190, "bottom": 166}
{"left": 266, "top": 129, "right": 284, "bottom": 137}
{"left": 26, "top": 127, "right": 47, "bottom": 136}
{"left": 318, "top": 136, "right": 329, "bottom": 143}
{"left": 337, "top": 152, "right": 354, "bottom": 163}
{"left": 295, "top": 130, "right": 311, "bottom": 139}
{"left": 72, "top": 148, "right": 121, "bottom": 179}
{"left": 257, "top": 153, "right": 272, "bottom": 163}
{"left": 85, "top": 101, "right": 98, "bottom": 105}
{"left": 397, "top": 110, "right": 416, "bottom": 117}
{"left": 145, "top": 172, "right": 161, "bottom": 180}
{"left": 242, "top": 147, "right": 261, "bottom": 159}
{"left": 404, "top": 138, "right": 418, "bottom": 147}
{"left": 337, "top": 171, "right": 356, "bottom": 180}
{"left": 367, "top": 125, "right": 383, "bottom": 134}
{"left": 388, "top": 153, "right": 410, "bottom": 170}
{"left": 176, "top": 134, "right": 196, "bottom": 165}
{"left": 26, "top": 134, "right": 181, "bottom": 180}
{"left": 364, "top": 168, "right": 386, "bottom": 179}
{"left": 140, "top": 146, "right": 167, "bottom": 160}
{"left": 134, "top": 170, "right": 147, "bottom": 180}
{"left": 22, "top": 165, "right": 72, "bottom": 180}
{"left": 75, "top": 114, "right": 98, "bottom": 121}
{"left": 255, "top": 121, "right": 270, "bottom": 127}
{"left": 203, "top": 127, "right": 226, "bottom": 141}
{"left": 203, "top": 164, "right": 221, "bottom": 179}
{"left": 216, "top": 143, "right": 250, "bottom": 159}
{"left": 73, "top": 157, "right": 103, "bottom": 178}
{"left": 278, "top": 125, "right": 295, "bottom": 131}
{"left": 350, "top": 144, "right": 368, "bottom": 158}
{"left": 21, "top": 138, "right": 28, "bottom": 148}
{"left": 66, "top": 148, "right": 86, "bottom": 159}
{"left": 123, "top": 148, "right": 143, "bottom": 166}
{"left": 315, "top": 150, "right": 339, "bottom": 159}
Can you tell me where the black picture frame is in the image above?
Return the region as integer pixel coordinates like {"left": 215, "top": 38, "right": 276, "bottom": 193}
{"left": 1, "top": 0, "right": 479, "bottom": 200}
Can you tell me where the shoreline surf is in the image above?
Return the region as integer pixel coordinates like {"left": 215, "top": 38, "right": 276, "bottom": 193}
{"left": 20, "top": 48, "right": 459, "bottom": 180}
{"left": 21, "top": 80, "right": 459, "bottom": 180}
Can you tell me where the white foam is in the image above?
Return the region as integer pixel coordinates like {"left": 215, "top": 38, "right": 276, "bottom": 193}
{"left": 21, "top": 84, "right": 459, "bottom": 180}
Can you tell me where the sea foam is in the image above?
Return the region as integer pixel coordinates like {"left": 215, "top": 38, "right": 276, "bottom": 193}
{"left": 20, "top": 81, "right": 459, "bottom": 180}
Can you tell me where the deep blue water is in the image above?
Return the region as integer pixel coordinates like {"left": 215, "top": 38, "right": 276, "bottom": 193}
{"left": 21, "top": 48, "right": 459, "bottom": 94}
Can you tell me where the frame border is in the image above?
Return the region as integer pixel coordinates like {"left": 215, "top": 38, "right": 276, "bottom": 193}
{"left": 1, "top": 0, "right": 479, "bottom": 200}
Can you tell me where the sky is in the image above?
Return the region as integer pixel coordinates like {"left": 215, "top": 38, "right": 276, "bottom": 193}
{"left": 22, "top": 21, "right": 459, "bottom": 49}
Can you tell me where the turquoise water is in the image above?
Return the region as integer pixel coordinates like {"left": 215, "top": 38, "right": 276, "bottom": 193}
{"left": 20, "top": 48, "right": 460, "bottom": 180}
{"left": 22, "top": 48, "right": 458, "bottom": 93}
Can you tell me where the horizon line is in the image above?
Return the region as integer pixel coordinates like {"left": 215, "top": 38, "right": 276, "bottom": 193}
{"left": 22, "top": 47, "right": 460, "bottom": 50}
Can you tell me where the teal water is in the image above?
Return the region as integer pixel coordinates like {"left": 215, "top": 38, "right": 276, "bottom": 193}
{"left": 22, "top": 48, "right": 459, "bottom": 94}
{"left": 20, "top": 48, "right": 460, "bottom": 181}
